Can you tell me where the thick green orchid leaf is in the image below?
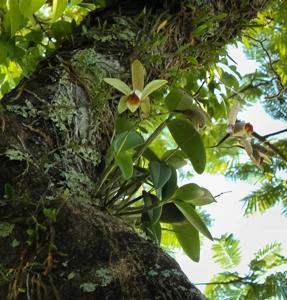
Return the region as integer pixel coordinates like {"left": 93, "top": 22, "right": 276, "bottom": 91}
{"left": 167, "top": 118, "right": 206, "bottom": 174}
{"left": 142, "top": 80, "right": 167, "bottom": 100}
{"left": 132, "top": 60, "right": 145, "bottom": 91}
{"left": 142, "top": 147, "right": 160, "bottom": 162}
{"left": 144, "top": 221, "right": 161, "bottom": 244}
{"left": 113, "top": 131, "right": 144, "bottom": 154}
{"left": 142, "top": 191, "right": 162, "bottom": 225}
{"left": 174, "top": 200, "right": 213, "bottom": 240}
{"left": 162, "top": 167, "right": 177, "bottom": 201}
{"left": 115, "top": 152, "right": 133, "bottom": 180}
{"left": 104, "top": 78, "right": 131, "bottom": 95}
{"left": 173, "top": 222, "right": 200, "bottom": 262}
{"left": 165, "top": 88, "right": 194, "bottom": 111}
{"left": 160, "top": 203, "right": 185, "bottom": 223}
{"left": 162, "top": 149, "right": 187, "bottom": 169}
{"left": 174, "top": 183, "right": 204, "bottom": 201}
{"left": 115, "top": 117, "right": 135, "bottom": 135}
{"left": 149, "top": 161, "right": 171, "bottom": 189}
{"left": 174, "top": 183, "right": 216, "bottom": 206}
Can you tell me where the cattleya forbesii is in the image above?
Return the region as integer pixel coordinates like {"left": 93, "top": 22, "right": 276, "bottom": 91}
{"left": 104, "top": 60, "right": 167, "bottom": 115}
{"left": 227, "top": 101, "right": 271, "bottom": 168}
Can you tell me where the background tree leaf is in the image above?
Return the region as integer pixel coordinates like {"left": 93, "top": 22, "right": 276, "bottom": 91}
{"left": 212, "top": 233, "right": 241, "bottom": 269}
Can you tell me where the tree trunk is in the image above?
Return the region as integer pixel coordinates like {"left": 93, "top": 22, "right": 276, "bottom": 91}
{"left": 0, "top": 1, "right": 268, "bottom": 299}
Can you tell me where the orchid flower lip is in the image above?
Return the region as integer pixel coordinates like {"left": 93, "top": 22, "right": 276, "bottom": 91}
{"left": 244, "top": 122, "right": 253, "bottom": 134}
{"left": 127, "top": 93, "right": 140, "bottom": 107}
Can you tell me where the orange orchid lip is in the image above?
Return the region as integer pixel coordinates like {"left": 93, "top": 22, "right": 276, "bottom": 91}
{"left": 244, "top": 123, "right": 253, "bottom": 133}
{"left": 127, "top": 92, "right": 140, "bottom": 105}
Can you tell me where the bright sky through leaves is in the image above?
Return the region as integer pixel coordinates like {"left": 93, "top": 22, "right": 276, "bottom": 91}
{"left": 176, "top": 45, "right": 287, "bottom": 289}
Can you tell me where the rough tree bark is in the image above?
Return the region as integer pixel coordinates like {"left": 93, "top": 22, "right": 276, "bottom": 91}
{"left": 0, "top": 1, "right": 268, "bottom": 299}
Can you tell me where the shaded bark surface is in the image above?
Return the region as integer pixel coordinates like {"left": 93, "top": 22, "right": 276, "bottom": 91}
{"left": 0, "top": 0, "right": 268, "bottom": 299}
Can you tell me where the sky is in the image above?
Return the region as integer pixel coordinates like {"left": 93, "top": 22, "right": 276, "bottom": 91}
{"left": 175, "top": 44, "right": 287, "bottom": 290}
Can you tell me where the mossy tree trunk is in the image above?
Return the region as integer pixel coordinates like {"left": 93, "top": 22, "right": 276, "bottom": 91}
{"left": 0, "top": 1, "right": 268, "bottom": 299}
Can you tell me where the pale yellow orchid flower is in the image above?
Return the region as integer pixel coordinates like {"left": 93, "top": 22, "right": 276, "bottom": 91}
{"left": 227, "top": 102, "right": 272, "bottom": 168}
{"left": 227, "top": 101, "right": 254, "bottom": 155}
{"left": 104, "top": 60, "right": 167, "bottom": 115}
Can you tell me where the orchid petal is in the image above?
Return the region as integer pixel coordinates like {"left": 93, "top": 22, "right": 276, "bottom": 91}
{"left": 142, "top": 80, "right": 167, "bottom": 100}
{"left": 132, "top": 60, "right": 145, "bottom": 91}
{"left": 140, "top": 97, "right": 150, "bottom": 116}
{"left": 228, "top": 101, "right": 240, "bottom": 126}
{"left": 118, "top": 96, "right": 128, "bottom": 113}
{"left": 104, "top": 78, "right": 131, "bottom": 95}
{"left": 232, "top": 122, "right": 246, "bottom": 137}
{"left": 239, "top": 138, "right": 253, "bottom": 155}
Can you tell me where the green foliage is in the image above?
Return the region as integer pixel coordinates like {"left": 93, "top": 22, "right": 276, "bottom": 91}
{"left": 173, "top": 222, "right": 200, "bottom": 262}
{"left": 162, "top": 167, "right": 177, "bottom": 201}
{"left": 0, "top": 0, "right": 101, "bottom": 98}
{"left": 149, "top": 161, "right": 171, "bottom": 190}
{"left": 165, "top": 88, "right": 194, "bottom": 111}
{"left": 206, "top": 241, "right": 287, "bottom": 300}
{"left": 142, "top": 192, "right": 162, "bottom": 226}
{"left": 0, "top": 222, "right": 15, "bottom": 238}
{"left": 250, "top": 242, "right": 287, "bottom": 273}
{"left": 173, "top": 183, "right": 216, "bottom": 206}
{"left": 174, "top": 201, "right": 213, "bottom": 240}
{"left": 52, "top": 0, "right": 68, "bottom": 21}
{"left": 168, "top": 118, "right": 206, "bottom": 174}
{"left": 0, "top": 0, "right": 286, "bottom": 294}
{"left": 212, "top": 234, "right": 241, "bottom": 269}
{"left": 242, "top": 180, "right": 286, "bottom": 216}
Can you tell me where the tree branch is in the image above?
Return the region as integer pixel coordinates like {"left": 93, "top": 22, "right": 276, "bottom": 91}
{"left": 194, "top": 278, "right": 252, "bottom": 286}
{"left": 244, "top": 35, "right": 286, "bottom": 100}
{"left": 263, "top": 128, "right": 287, "bottom": 139}
{"left": 253, "top": 131, "right": 287, "bottom": 163}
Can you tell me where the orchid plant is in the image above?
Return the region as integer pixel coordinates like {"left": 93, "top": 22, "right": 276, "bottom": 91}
{"left": 104, "top": 60, "right": 167, "bottom": 115}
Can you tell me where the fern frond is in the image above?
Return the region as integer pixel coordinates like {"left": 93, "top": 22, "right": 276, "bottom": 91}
{"left": 254, "top": 242, "right": 282, "bottom": 261}
{"left": 242, "top": 181, "right": 285, "bottom": 215}
{"left": 212, "top": 234, "right": 241, "bottom": 269}
{"left": 250, "top": 242, "right": 287, "bottom": 272}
